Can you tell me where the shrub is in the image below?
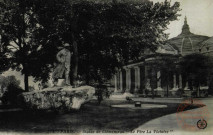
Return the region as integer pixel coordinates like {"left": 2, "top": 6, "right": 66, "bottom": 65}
{"left": 175, "top": 89, "right": 183, "bottom": 97}
{"left": 95, "top": 84, "right": 111, "bottom": 105}
{"left": 1, "top": 84, "right": 23, "bottom": 106}
{"left": 144, "top": 89, "right": 150, "bottom": 97}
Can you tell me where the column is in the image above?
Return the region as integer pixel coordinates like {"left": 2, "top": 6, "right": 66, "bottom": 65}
{"left": 146, "top": 78, "right": 151, "bottom": 90}
{"left": 138, "top": 68, "right": 141, "bottom": 90}
{"left": 179, "top": 74, "right": 182, "bottom": 89}
{"left": 125, "top": 69, "right": 128, "bottom": 92}
{"left": 134, "top": 68, "right": 138, "bottom": 92}
{"left": 144, "top": 66, "right": 150, "bottom": 94}
{"left": 114, "top": 74, "right": 118, "bottom": 92}
{"left": 172, "top": 74, "right": 178, "bottom": 90}
{"left": 119, "top": 71, "right": 123, "bottom": 91}
{"left": 156, "top": 71, "right": 163, "bottom": 90}
{"left": 126, "top": 68, "right": 131, "bottom": 92}
{"left": 145, "top": 66, "right": 148, "bottom": 80}
{"left": 134, "top": 67, "right": 140, "bottom": 92}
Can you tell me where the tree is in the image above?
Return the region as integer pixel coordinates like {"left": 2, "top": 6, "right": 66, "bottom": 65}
{"left": 30, "top": 0, "right": 77, "bottom": 84}
{"left": 0, "top": 75, "right": 21, "bottom": 89}
{"left": 0, "top": 0, "right": 58, "bottom": 91}
{"left": 0, "top": 36, "right": 10, "bottom": 72}
{"left": 150, "top": 54, "right": 180, "bottom": 97}
{"left": 72, "top": 0, "right": 181, "bottom": 84}
{"left": 180, "top": 53, "right": 213, "bottom": 96}
{"left": 30, "top": 0, "right": 181, "bottom": 85}
{"left": 4, "top": 75, "right": 21, "bottom": 88}
{"left": 0, "top": 0, "right": 181, "bottom": 89}
{"left": 0, "top": 0, "right": 36, "bottom": 91}
{"left": 0, "top": 75, "right": 23, "bottom": 105}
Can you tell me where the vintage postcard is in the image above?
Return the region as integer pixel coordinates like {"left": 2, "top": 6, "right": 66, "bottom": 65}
{"left": 0, "top": 0, "right": 212, "bottom": 135}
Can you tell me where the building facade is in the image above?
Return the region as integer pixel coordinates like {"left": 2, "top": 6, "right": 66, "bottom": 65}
{"left": 112, "top": 17, "right": 212, "bottom": 97}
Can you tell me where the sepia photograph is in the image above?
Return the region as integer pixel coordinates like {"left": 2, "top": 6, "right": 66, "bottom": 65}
{"left": 0, "top": 0, "right": 212, "bottom": 134}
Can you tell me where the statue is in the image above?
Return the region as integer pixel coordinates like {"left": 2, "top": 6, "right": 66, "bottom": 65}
{"left": 18, "top": 43, "right": 95, "bottom": 111}
{"left": 52, "top": 43, "right": 72, "bottom": 86}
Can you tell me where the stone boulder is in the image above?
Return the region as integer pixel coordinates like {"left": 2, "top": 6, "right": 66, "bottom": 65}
{"left": 18, "top": 86, "right": 95, "bottom": 110}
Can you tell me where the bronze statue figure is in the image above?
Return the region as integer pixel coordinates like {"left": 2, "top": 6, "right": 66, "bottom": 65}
{"left": 52, "top": 43, "right": 72, "bottom": 86}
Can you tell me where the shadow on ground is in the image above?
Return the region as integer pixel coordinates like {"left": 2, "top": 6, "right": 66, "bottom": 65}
{"left": 0, "top": 100, "right": 204, "bottom": 133}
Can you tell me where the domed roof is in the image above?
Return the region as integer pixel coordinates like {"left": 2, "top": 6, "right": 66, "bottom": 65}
{"left": 199, "top": 36, "right": 213, "bottom": 55}
{"left": 156, "top": 44, "right": 178, "bottom": 55}
{"left": 201, "top": 36, "right": 213, "bottom": 46}
{"left": 167, "top": 16, "right": 209, "bottom": 56}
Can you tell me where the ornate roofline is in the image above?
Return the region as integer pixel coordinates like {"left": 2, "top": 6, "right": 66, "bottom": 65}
{"left": 181, "top": 16, "right": 191, "bottom": 35}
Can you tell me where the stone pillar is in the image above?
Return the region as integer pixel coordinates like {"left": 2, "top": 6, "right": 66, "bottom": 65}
{"left": 137, "top": 67, "right": 141, "bottom": 91}
{"left": 144, "top": 66, "right": 150, "bottom": 94}
{"left": 126, "top": 68, "right": 131, "bottom": 92}
{"left": 156, "top": 71, "right": 163, "bottom": 90}
{"left": 184, "top": 81, "right": 190, "bottom": 90}
{"left": 172, "top": 74, "right": 178, "bottom": 90}
{"left": 184, "top": 80, "right": 190, "bottom": 97}
{"left": 179, "top": 74, "right": 182, "bottom": 89}
{"left": 114, "top": 74, "right": 118, "bottom": 92}
{"left": 119, "top": 71, "right": 123, "bottom": 91}
{"left": 128, "top": 69, "right": 131, "bottom": 91}
{"left": 145, "top": 78, "right": 151, "bottom": 90}
{"left": 145, "top": 66, "right": 148, "bottom": 81}
{"left": 125, "top": 69, "right": 128, "bottom": 92}
{"left": 134, "top": 67, "right": 140, "bottom": 92}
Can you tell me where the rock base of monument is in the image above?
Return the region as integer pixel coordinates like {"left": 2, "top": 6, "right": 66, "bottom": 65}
{"left": 18, "top": 86, "right": 95, "bottom": 111}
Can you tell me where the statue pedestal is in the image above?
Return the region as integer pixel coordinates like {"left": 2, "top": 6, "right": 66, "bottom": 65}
{"left": 18, "top": 85, "right": 95, "bottom": 110}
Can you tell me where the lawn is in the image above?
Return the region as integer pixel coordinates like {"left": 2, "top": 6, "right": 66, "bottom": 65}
{"left": 0, "top": 99, "right": 202, "bottom": 133}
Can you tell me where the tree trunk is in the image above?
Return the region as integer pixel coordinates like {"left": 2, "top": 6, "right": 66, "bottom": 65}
{"left": 24, "top": 71, "right": 29, "bottom": 92}
{"left": 23, "top": 64, "right": 29, "bottom": 92}
{"left": 86, "top": 73, "right": 90, "bottom": 85}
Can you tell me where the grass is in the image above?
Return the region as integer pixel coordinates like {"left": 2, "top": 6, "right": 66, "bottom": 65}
{"left": 0, "top": 99, "right": 203, "bottom": 133}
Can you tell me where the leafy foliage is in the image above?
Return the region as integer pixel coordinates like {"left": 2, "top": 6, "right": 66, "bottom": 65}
{"left": 0, "top": 75, "right": 21, "bottom": 88}
{"left": 180, "top": 53, "right": 213, "bottom": 88}
{"left": 0, "top": 75, "right": 23, "bottom": 106}
{"left": 1, "top": 83, "right": 23, "bottom": 106}
{"left": 0, "top": 0, "right": 181, "bottom": 87}
{"left": 71, "top": 0, "right": 181, "bottom": 83}
{"left": 0, "top": 0, "right": 56, "bottom": 91}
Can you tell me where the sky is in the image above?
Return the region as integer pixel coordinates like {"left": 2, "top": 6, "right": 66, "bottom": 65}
{"left": 154, "top": 0, "right": 213, "bottom": 38}
{"left": 2, "top": 0, "right": 213, "bottom": 89}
